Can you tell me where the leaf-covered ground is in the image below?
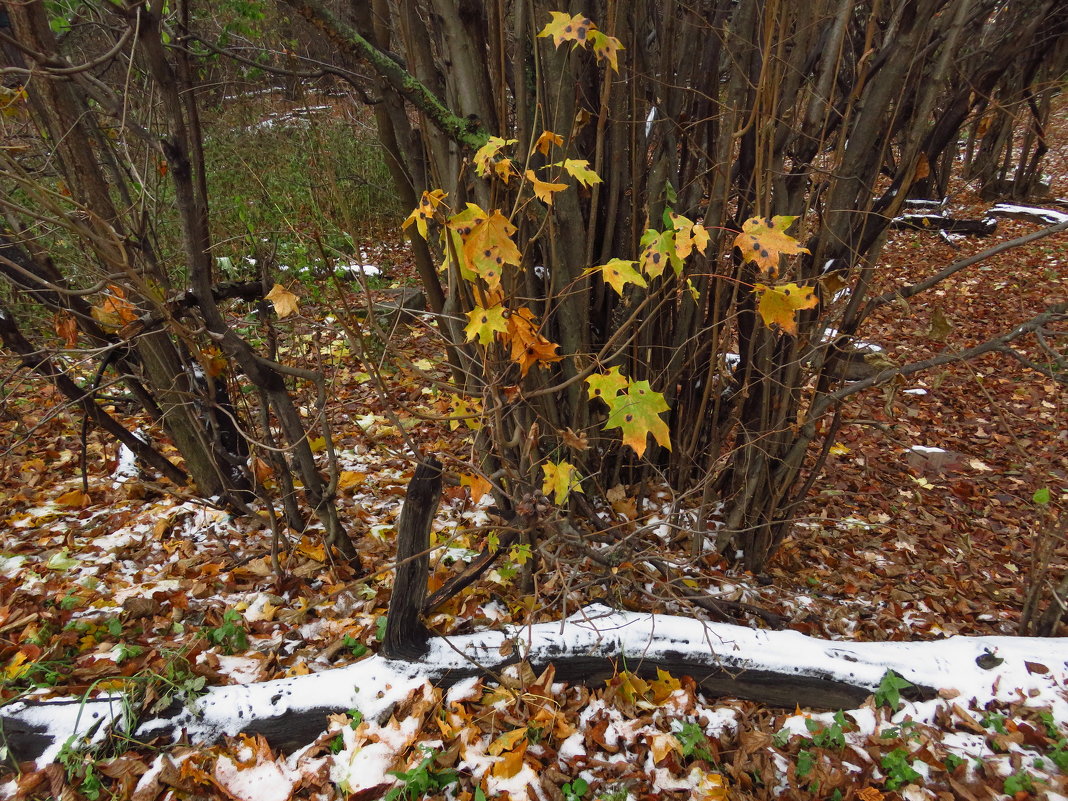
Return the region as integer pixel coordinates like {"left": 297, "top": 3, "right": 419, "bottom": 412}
{"left": 0, "top": 98, "right": 1066, "bottom": 799}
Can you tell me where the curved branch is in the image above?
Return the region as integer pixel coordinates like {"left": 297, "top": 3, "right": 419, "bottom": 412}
{"left": 279, "top": 0, "right": 488, "bottom": 150}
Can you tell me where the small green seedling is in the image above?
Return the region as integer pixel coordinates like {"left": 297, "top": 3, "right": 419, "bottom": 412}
{"left": 874, "top": 670, "right": 913, "bottom": 711}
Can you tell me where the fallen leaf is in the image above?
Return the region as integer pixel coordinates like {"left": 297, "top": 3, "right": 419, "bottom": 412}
{"left": 264, "top": 284, "right": 300, "bottom": 319}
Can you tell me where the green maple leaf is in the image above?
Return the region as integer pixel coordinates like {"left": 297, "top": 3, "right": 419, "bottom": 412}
{"left": 754, "top": 282, "right": 818, "bottom": 336}
{"left": 639, "top": 229, "right": 683, "bottom": 279}
{"left": 604, "top": 380, "right": 671, "bottom": 457}
{"left": 586, "top": 258, "right": 646, "bottom": 296}
{"left": 537, "top": 11, "right": 595, "bottom": 48}
{"left": 586, "top": 366, "right": 629, "bottom": 402}
{"left": 464, "top": 304, "right": 510, "bottom": 345}
{"left": 587, "top": 29, "right": 623, "bottom": 72}
{"left": 558, "top": 159, "right": 602, "bottom": 188}
{"left": 541, "top": 460, "right": 584, "bottom": 504}
{"left": 734, "top": 215, "right": 809, "bottom": 275}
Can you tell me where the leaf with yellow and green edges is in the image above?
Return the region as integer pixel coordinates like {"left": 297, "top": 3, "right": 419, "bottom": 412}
{"left": 604, "top": 380, "right": 671, "bottom": 457}
{"left": 585, "top": 258, "right": 646, "bottom": 295}
{"left": 464, "top": 304, "right": 510, "bottom": 345}
{"left": 733, "top": 216, "right": 809, "bottom": 276}
{"left": 639, "top": 229, "right": 683, "bottom": 279}
{"left": 753, "top": 282, "right": 819, "bottom": 335}
{"left": 587, "top": 29, "right": 623, "bottom": 72}
{"left": 445, "top": 203, "right": 489, "bottom": 283}
{"left": 533, "top": 130, "right": 564, "bottom": 156}
{"left": 525, "top": 169, "right": 569, "bottom": 205}
{"left": 537, "top": 11, "right": 595, "bottom": 47}
{"left": 403, "top": 189, "right": 448, "bottom": 239}
{"left": 474, "top": 136, "right": 517, "bottom": 179}
{"left": 586, "top": 365, "right": 629, "bottom": 402}
{"left": 542, "top": 460, "right": 584, "bottom": 504}
{"left": 558, "top": 159, "right": 602, "bottom": 188}
{"left": 450, "top": 394, "right": 483, "bottom": 431}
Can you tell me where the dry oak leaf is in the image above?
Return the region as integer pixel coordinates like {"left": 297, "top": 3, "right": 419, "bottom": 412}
{"left": 54, "top": 312, "right": 78, "bottom": 348}
{"left": 264, "top": 283, "right": 300, "bottom": 319}
{"left": 753, "top": 282, "right": 818, "bottom": 336}
{"left": 734, "top": 215, "right": 809, "bottom": 275}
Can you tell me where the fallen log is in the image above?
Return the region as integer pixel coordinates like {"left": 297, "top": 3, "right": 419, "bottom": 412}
{"left": 986, "top": 203, "right": 1068, "bottom": 226}
{"left": 6, "top": 604, "right": 1068, "bottom": 770}
{"left": 890, "top": 214, "right": 997, "bottom": 235}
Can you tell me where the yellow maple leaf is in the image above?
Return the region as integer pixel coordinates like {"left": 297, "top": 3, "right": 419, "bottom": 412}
{"left": 464, "top": 304, "right": 510, "bottom": 345}
{"left": 541, "top": 460, "right": 584, "bottom": 504}
{"left": 536, "top": 11, "right": 595, "bottom": 48}
{"left": 264, "top": 284, "right": 300, "bottom": 319}
{"left": 450, "top": 394, "right": 483, "bottom": 431}
{"left": 461, "top": 209, "right": 522, "bottom": 290}
{"left": 473, "top": 136, "right": 517, "bottom": 178}
{"left": 403, "top": 189, "right": 448, "bottom": 239}
{"left": 533, "top": 130, "right": 563, "bottom": 156}
{"left": 507, "top": 307, "right": 562, "bottom": 377}
{"left": 734, "top": 215, "right": 809, "bottom": 276}
{"left": 559, "top": 158, "right": 602, "bottom": 188}
{"left": 604, "top": 379, "right": 672, "bottom": 457}
{"left": 525, "top": 169, "right": 569, "bottom": 205}
{"left": 585, "top": 258, "right": 646, "bottom": 296}
{"left": 585, "top": 366, "right": 629, "bottom": 402}
{"left": 753, "top": 282, "right": 818, "bottom": 336}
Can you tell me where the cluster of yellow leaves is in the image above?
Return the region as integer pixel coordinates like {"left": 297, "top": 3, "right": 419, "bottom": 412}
{"left": 733, "top": 216, "right": 818, "bottom": 335}
{"left": 589, "top": 211, "right": 709, "bottom": 297}
{"left": 537, "top": 11, "right": 624, "bottom": 72}
{"left": 406, "top": 191, "right": 564, "bottom": 378}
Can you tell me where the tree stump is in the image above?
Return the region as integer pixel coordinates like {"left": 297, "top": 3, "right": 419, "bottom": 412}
{"left": 382, "top": 457, "right": 441, "bottom": 659}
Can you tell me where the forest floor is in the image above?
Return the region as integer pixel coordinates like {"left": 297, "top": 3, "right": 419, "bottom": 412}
{"left": 0, "top": 100, "right": 1066, "bottom": 800}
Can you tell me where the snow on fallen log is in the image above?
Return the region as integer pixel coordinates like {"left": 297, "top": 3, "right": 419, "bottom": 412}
{"left": 987, "top": 203, "right": 1068, "bottom": 225}
{"left": 5, "top": 604, "right": 1068, "bottom": 768}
